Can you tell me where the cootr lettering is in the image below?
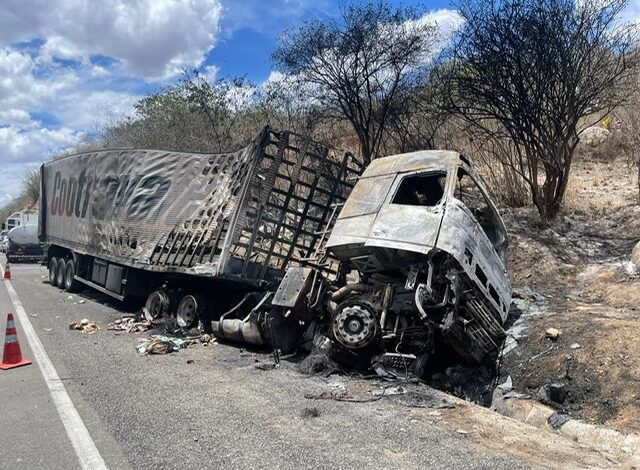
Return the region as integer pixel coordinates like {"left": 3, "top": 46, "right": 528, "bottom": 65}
{"left": 49, "top": 170, "right": 171, "bottom": 221}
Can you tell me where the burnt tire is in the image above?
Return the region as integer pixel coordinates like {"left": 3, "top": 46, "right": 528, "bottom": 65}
{"left": 64, "top": 259, "right": 81, "bottom": 292}
{"left": 144, "top": 290, "right": 173, "bottom": 321}
{"left": 49, "top": 257, "right": 58, "bottom": 285}
{"left": 56, "top": 258, "right": 66, "bottom": 288}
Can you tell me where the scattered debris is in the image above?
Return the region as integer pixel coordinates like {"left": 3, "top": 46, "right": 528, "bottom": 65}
{"left": 395, "top": 392, "right": 456, "bottom": 409}
{"left": 199, "top": 334, "right": 214, "bottom": 345}
{"left": 29, "top": 314, "right": 37, "bottom": 318}
{"left": 548, "top": 383, "right": 567, "bottom": 404}
{"left": 136, "top": 335, "right": 188, "bottom": 355}
{"left": 530, "top": 345, "right": 555, "bottom": 361}
{"left": 43, "top": 328, "right": 52, "bottom": 332}
{"left": 77, "top": 299, "right": 86, "bottom": 304}
{"left": 69, "top": 319, "right": 99, "bottom": 334}
{"left": 108, "top": 315, "right": 151, "bottom": 334}
{"left": 255, "top": 362, "right": 279, "bottom": 370}
{"left": 186, "top": 359, "right": 194, "bottom": 365}
{"left": 536, "top": 383, "right": 567, "bottom": 404}
{"left": 570, "top": 343, "right": 581, "bottom": 349}
{"left": 497, "top": 375, "right": 513, "bottom": 392}
{"left": 371, "top": 385, "right": 407, "bottom": 397}
{"left": 513, "top": 286, "right": 546, "bottom": 301}
{"left": 136, "top": 334, "right": 215, "bottom": 354}
{"left": 548, "top": 412, "right": 572, "bottom": 429}
{"left": 545, "top": 328, "right": 561, "bottom": 341}
{"left": 456, "top": 429, "right": 469, "bottom": 435}
{"left": 304, "top": 389, "right": 349, "bottom": 401}
{"left": 503, "top": 391, "right": 530, "bottom": 399}
{"left": 67, "top": 295, "right": 73, "bottom": 300}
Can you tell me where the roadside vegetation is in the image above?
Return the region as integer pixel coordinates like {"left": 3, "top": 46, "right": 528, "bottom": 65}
{"left": 2, "top": 0, "right": 640, "bottom": 434}
{"left": 3, "top": 0, "right": 638, "bottom": 223}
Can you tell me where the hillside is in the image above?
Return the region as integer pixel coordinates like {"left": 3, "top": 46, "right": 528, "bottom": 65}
{"left": 500, "top": 139, "right": 640, "bottom": 433}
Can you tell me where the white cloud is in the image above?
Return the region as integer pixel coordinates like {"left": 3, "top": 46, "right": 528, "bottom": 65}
{"left": 0, "top": 0, "right": 222, "bottom": 79}
{"left": 0, "top": 124, "right": 83, "bottom": 207}
{"left": 200, "top": 64, "right": 220, "bottom": 84}
{"left": 0, "top": 0, "right": 225, "bottom": 206}
{"left": 422, "top": 9, "right": 465, "bottom": 52}
{"left": 0, "top": 46, "right": 141, "bottom": 186}
{"left": 0, "top": 124, "right": 82, "bottom": 164}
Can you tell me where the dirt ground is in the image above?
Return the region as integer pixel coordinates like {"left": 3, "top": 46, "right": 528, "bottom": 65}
{"left": 499, "top": 143, "right": 640, "bottom": 433}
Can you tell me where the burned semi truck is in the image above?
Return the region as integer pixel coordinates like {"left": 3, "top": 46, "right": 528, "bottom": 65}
{"left": 40, "top": 126, "right": 511, "bottom": 371}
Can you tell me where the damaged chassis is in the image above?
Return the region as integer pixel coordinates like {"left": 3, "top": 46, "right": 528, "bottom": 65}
{"left": 263, "top": 149, "right": 512, "bottom": 372}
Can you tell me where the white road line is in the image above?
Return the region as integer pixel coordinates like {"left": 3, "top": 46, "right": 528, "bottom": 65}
{"left": 1, "top": 263, "right": 108, "bottom": 470}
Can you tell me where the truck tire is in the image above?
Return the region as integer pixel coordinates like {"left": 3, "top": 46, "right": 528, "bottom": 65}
{"left": 64, "top": 259, "right": 81, "bottom": 292}
{"left": 176, "top": 294, "right": 206, "bottom": 328}
{"left": 56, "top": 258, "right": 66, "bottom": 288}
{"left": 144, "top": 290, "right": 173, "bottom": 321}
{"left": 49, "top": 257, "right": 58, "bottom": 285}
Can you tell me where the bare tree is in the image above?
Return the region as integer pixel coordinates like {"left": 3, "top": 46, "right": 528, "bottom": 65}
{"left": 273, "top": 1, "right": 438, "bottom": 165}
{"left": 382, "top": 76, "right": 450, "bottom": 154}
{"left": 20, "top": 168, "right": 40, "bottom": 206}
{"left": 442, "top": 0, "right": 638, "bottom": 221}
{"left": 611, "top": 79, "right": 640, "bottom": 199}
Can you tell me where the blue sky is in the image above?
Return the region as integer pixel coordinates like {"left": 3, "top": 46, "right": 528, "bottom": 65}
{"left": 209, "top": 0, "right": 451, "bottom": 82}
{"left": 0, "top": 0, "right": 636, "bottom": 206}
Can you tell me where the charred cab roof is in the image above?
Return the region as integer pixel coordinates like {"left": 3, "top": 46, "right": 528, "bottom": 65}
{"left": 358, "top": 150, "right": 465, "bottom": 179}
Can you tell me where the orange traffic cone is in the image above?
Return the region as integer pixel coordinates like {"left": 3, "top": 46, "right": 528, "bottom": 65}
{"left": 3, "top": 263, "right": 11, "bottom": 280}
{"left": 0, "top": 313, "right": 31, "bottom": 370}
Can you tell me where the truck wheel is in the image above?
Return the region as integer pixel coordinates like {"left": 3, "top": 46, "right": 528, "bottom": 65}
{"left": 176, "top": 294, "right": 205, "bottom": 328}
{"left": 64, "top": 260, "right": 81, "bottom": 292}
{"left": 49, "top": 257, "right": 58, "bottom": 285}
{"left": 144, "top": 290, "right": 172, "bottom": 321}
{"left": 56, "top": 258, "right": 66, "bottom": 288}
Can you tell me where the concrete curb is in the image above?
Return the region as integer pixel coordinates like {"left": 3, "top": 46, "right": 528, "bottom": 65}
{"left": 492, "top": 389, "right": 640, "bottom": 464}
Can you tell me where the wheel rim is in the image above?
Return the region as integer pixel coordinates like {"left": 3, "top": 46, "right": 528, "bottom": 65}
{"left": 176, "top": 295, "right": 198, "bottom": 328}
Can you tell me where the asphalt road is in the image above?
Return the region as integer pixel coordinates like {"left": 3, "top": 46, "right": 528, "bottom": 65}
{"left": 0, "top": 255, "right": 611, "bottom": 469}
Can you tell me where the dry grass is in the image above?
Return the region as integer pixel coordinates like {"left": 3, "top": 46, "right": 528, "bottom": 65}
{"left": 561, "top": 145, "right": 638, "bottom": 217}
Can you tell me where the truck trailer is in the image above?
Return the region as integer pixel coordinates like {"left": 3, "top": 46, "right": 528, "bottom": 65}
{"left": 40, "top": 127, "right": 511, "bottom": 372}
{"left": 40, "top": 127, "right": 360, "bottom": 327}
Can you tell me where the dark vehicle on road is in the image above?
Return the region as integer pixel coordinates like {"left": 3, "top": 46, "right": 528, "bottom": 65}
{"left": 6, "top": 224, "right": 43, "bottom": 263}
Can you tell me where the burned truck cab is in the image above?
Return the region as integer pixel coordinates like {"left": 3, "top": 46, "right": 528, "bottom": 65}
{"left": 324, "top": 150, "right": 511, "bottom": 368}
